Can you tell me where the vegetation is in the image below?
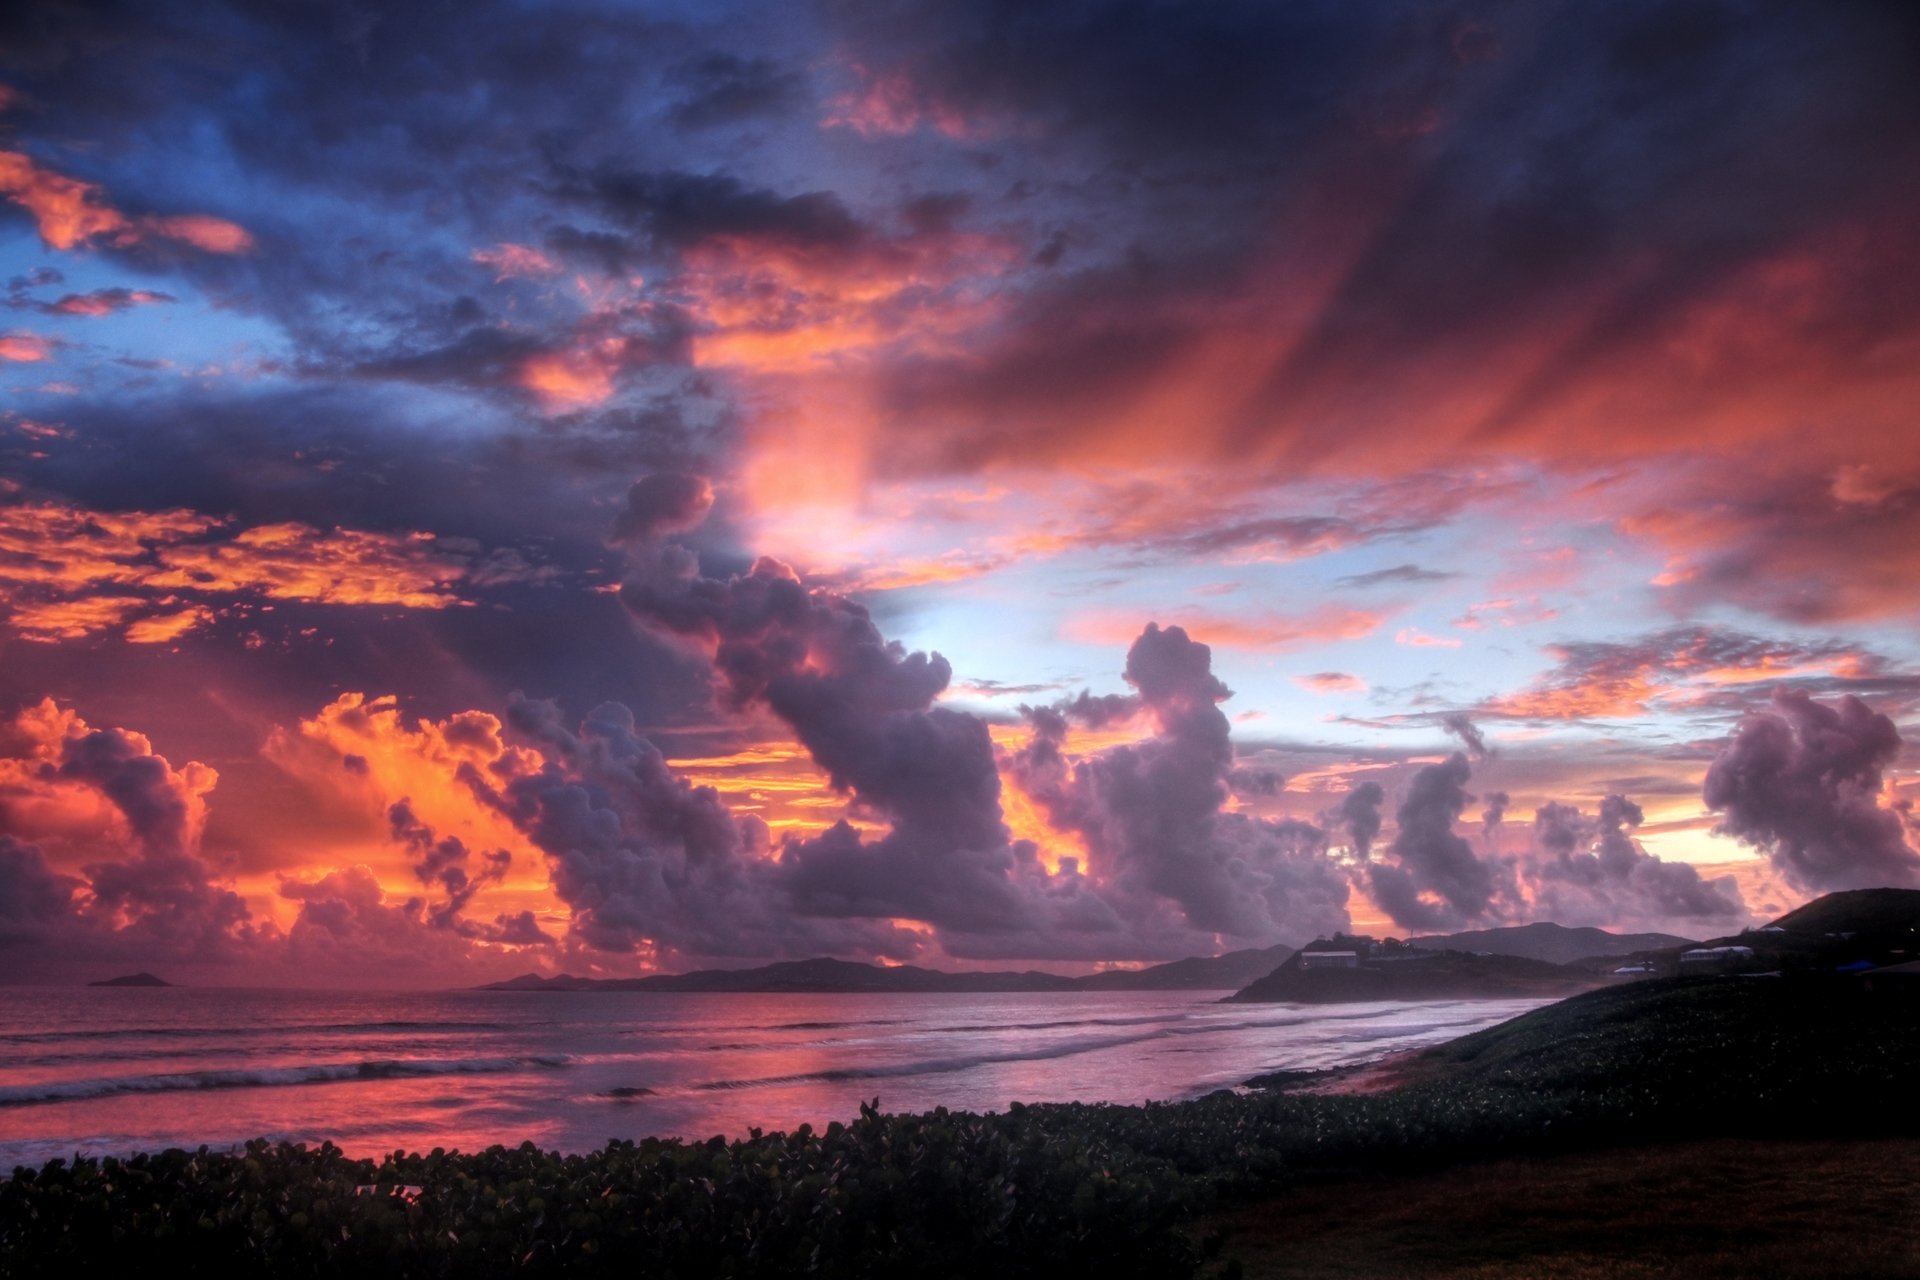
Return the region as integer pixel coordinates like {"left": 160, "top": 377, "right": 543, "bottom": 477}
{"left": 1227, "top": 946, "right": 1597, "bottom": 1003}
{"left": 4, "top": 976, "right": 1914, "bottom": 1277}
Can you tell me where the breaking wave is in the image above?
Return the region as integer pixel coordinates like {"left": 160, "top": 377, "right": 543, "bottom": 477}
{"left": 0, "top": 1055, "right": 575, "bottom": 1108}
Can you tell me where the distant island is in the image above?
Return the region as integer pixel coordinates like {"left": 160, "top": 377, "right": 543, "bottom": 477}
{"left": 479, "top": 943, "right": 1294, "bottom": 994}
{"left": 86, "top": 972, "right": 174, "bottom": 988}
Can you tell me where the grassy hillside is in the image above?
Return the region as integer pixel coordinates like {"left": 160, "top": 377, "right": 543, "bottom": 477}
{"left": 1765, "top": 886, "right": 1920, "bottom": 941}
{"left": 1407, "top": 921, "right": 1696, "bottom": 965}
{"left": 1226, "top": 947, "right": 1596, "bottom": 1003}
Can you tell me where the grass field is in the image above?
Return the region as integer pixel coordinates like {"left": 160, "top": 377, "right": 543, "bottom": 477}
{"left": 1213, "top": 1138, "right": 1920, "bottom": 1279}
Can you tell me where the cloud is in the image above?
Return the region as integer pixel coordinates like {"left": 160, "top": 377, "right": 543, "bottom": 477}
{"left": 1526, "top": 793, "right": 1747, "bottom": 927}
{"left": 0, "top": 494, "right": 508, "bottom": 643}
{"left": 0, "top": 332, "right": 55, "bottom": 362}
{"left": 472, "top": 243, "right": 560, "bottom": 281}
{"left": 1441, "top": 712, "right": 1491, "bottom": 760}
{"left": 1485, "top": 627, "right": 1885, "bottom": 721}
{"left": 1702, "top": 689, "right": 1920, "bottom": 892}
{"left": 1335, "top": 781, "right": 1385, "bottom": 860}
{"left": 1070, "top": 604, "right": 1386, "bottom": 652}
{"left": 1295, "top": 671, "right": 1366, "bottom": 695}
{"left": 32, "top": 288, "right": 175, "bottom": 316}
{"left": 1009, "top": 624, "right": 1351, "bottom": 945}
{"left": 0, "top": 149, "right": 253, "bottom": 253}
{"left": 0, "top": 699, "right": 255, "bottom": 972}
{"left": 1365, "top": 753, "right": 1510, "bottom": 932}
{"left": 1336, "top": 564, "right": 1460, "bottom": 589}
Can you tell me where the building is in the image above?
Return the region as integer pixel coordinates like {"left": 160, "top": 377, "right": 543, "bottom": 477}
{"left": 1300, "top": 950, "right": 1360, "bottom": 970}
{"left": 1679, "top": 945, "right": 1755, "bottom": 968}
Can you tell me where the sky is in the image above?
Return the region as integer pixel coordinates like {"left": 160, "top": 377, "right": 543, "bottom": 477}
{"left": 3, "top": 0, "right": 1919, "bottom": 986}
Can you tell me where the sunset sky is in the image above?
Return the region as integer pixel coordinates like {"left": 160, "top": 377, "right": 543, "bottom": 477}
{"left": 3, "top": 0, "right": 1919, "bottom": 985}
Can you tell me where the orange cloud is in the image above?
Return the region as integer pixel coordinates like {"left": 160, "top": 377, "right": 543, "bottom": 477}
{"left": 0, "top": 149, "right": 252, "bottom": 253}
{"left": 123, "top": 604, "right": 216, "bottom": 644}
{"left": 0, "top": 496, "right": 479, "bottom": 643}
{"left": 1295, "top": 671, "right": 1367, "bottom": 695}
{"left": 0, "top": 333, "right": 53, "bottom": 361}
{"left": 264, "top": 693, "right": 545, "bottom": 895}
{"left": 146, "top": 523, "right": 468, "bottom": 608}
{"left": 0, "top": 697, "right": 217, "bottom": 867}
{"left": 473, "top": 242, "right": 560, "bottom": 280}
{"left": 821, "top": 63, "right": 977, "bottom": 139}
{"left": 666, "top": 740, "right": 857, "bottom": 836}
{"left": 1070, "top": 605, "right": 1385, "bottom": 652}
{"left": 516, "top": 347, "right": 617, "bottom": 406}
{"left": 47, "top": 288, "right": 172, "bottom": 316}
{"left": 1395, "top": 627, "right": 1462, "bottom": 649}
{"left": 1485, "top": 630, "right": 1878, "bottom": 721}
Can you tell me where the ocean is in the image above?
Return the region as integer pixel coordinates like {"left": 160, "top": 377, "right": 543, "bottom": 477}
{"left": 0, "top": 987, "right": 1546, "bottom": 1171}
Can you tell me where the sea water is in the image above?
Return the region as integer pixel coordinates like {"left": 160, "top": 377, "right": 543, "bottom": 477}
{"left": 0, "top": 987, "right": 1545, "bottom": 1170}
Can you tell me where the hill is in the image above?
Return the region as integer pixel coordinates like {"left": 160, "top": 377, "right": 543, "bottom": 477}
{"left": 1075, "top": 943, "right": 1293, "bottom": 991}
{"left": 1408, "top": 921, "right": 1696, "bottom": 965}
{"left": 1226, "top": 948, "right": 1597, "bottom": 1003}
{"left": 85, "top": 972, "right": 173, "bottom": 988}
{"left": 482, "top": 944, "right": 1293, "bottom": 994}
{"left": 1764, "top": 886, "right": 1920, "bottom": 941}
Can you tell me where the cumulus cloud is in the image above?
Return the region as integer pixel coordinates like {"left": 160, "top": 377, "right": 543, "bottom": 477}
{"left": 0, "top": 698, "right": 253, "bottom": 970}
{"left": 387, "top": 798, "right": 512, "bottom": 932}
{"left": 1365, "top": 753, "right": 1510, "bottom": 932}
{"left": 1010, "top": 623, "right": 1351, "bottom": 946}
{"left": 1527, "top": 794, "right": 1747, "bottom": 927}
{"left": 1335, "top": 781, "right": 1385, "bottom": 860}
{"left": 1441, "top": 712, "right": 1491, "bottom": 760}
{"left": 1703, "top": 689, "right": 1920, "bottom": 891}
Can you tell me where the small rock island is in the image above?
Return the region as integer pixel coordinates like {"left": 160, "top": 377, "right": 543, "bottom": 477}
{"left": 87, "top": 972, "right": 175, "bottom": 988}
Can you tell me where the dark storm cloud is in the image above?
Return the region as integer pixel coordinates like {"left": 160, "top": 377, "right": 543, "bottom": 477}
{"left": 1441, "top": 712, "right": 1490, "bottom": 760}
{"left": 666, "top": 53, "right": 809, "bottom": 131}
{"left": 1012, "top": 624, "right": 1351, "bottom": 944}
{"left": 1528, "top": 793, "right": 1746, "bottom": 925}
{"left": 623, "top": 550, "right": 1073, "bottom": 942}
{"left": 1335, "top": 781, "right": 1385, "bottom": 859}
{"left": 1366, "top": 752, "right": 1509, "bottom": 932}
{"left": 1703, "top": 689, "right": 1920, "bottom": 892}
{"left": 818, "top": 0, "right": 1920, "bottom": 479}
{"left": 387, "top": 798, "right": 511, "bottom": 933}
{"left": 54, "top": 723, "right": 251, "bottom": 951}
{"left": 0, "top": 835, "right": 77, "bottom": 945}
{"left": 563, "top": 168, "right": 868, "bottom": 256}
{"left": 1654, "top": 470, "right": 1920, "bottom": 626}
{"left": 1480, "top": 790, "right": 1509, "bottom": 833}
{"left": 476, "top": 695, "right": 895, "bottom": 960}
{"left": 609, "top": 472, "right": 716, "bottom": 547}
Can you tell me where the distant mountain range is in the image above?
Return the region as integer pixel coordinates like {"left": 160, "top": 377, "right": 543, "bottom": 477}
{"left": 471, "top": 891, "right": 1920, "bottom": 1000}
{"left": 480, "top": 944, "right": 1294, "bottom": 995}
{"left": 1406, "top": 922, "right": 1698, "bottom": 965}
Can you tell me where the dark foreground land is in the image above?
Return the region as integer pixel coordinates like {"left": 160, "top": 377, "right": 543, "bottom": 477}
{"left": 3, "top": 976, "right": 1915, "bottom": 1278}
{"left": 1217, "top": 1137, "right": 1920, "bottom": 1279}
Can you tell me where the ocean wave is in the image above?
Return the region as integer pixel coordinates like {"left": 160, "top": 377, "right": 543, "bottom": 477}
{"left": 0, "top": 1019, "right": 526, "bottom": 1046}
{"left": 0, "top": 1055, "right": 576, "bottom": 1108}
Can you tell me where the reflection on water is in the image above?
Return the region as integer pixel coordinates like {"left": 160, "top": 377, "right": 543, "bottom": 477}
{"left": 0, "top": 987, "right": 1546, "bottom": 1169}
